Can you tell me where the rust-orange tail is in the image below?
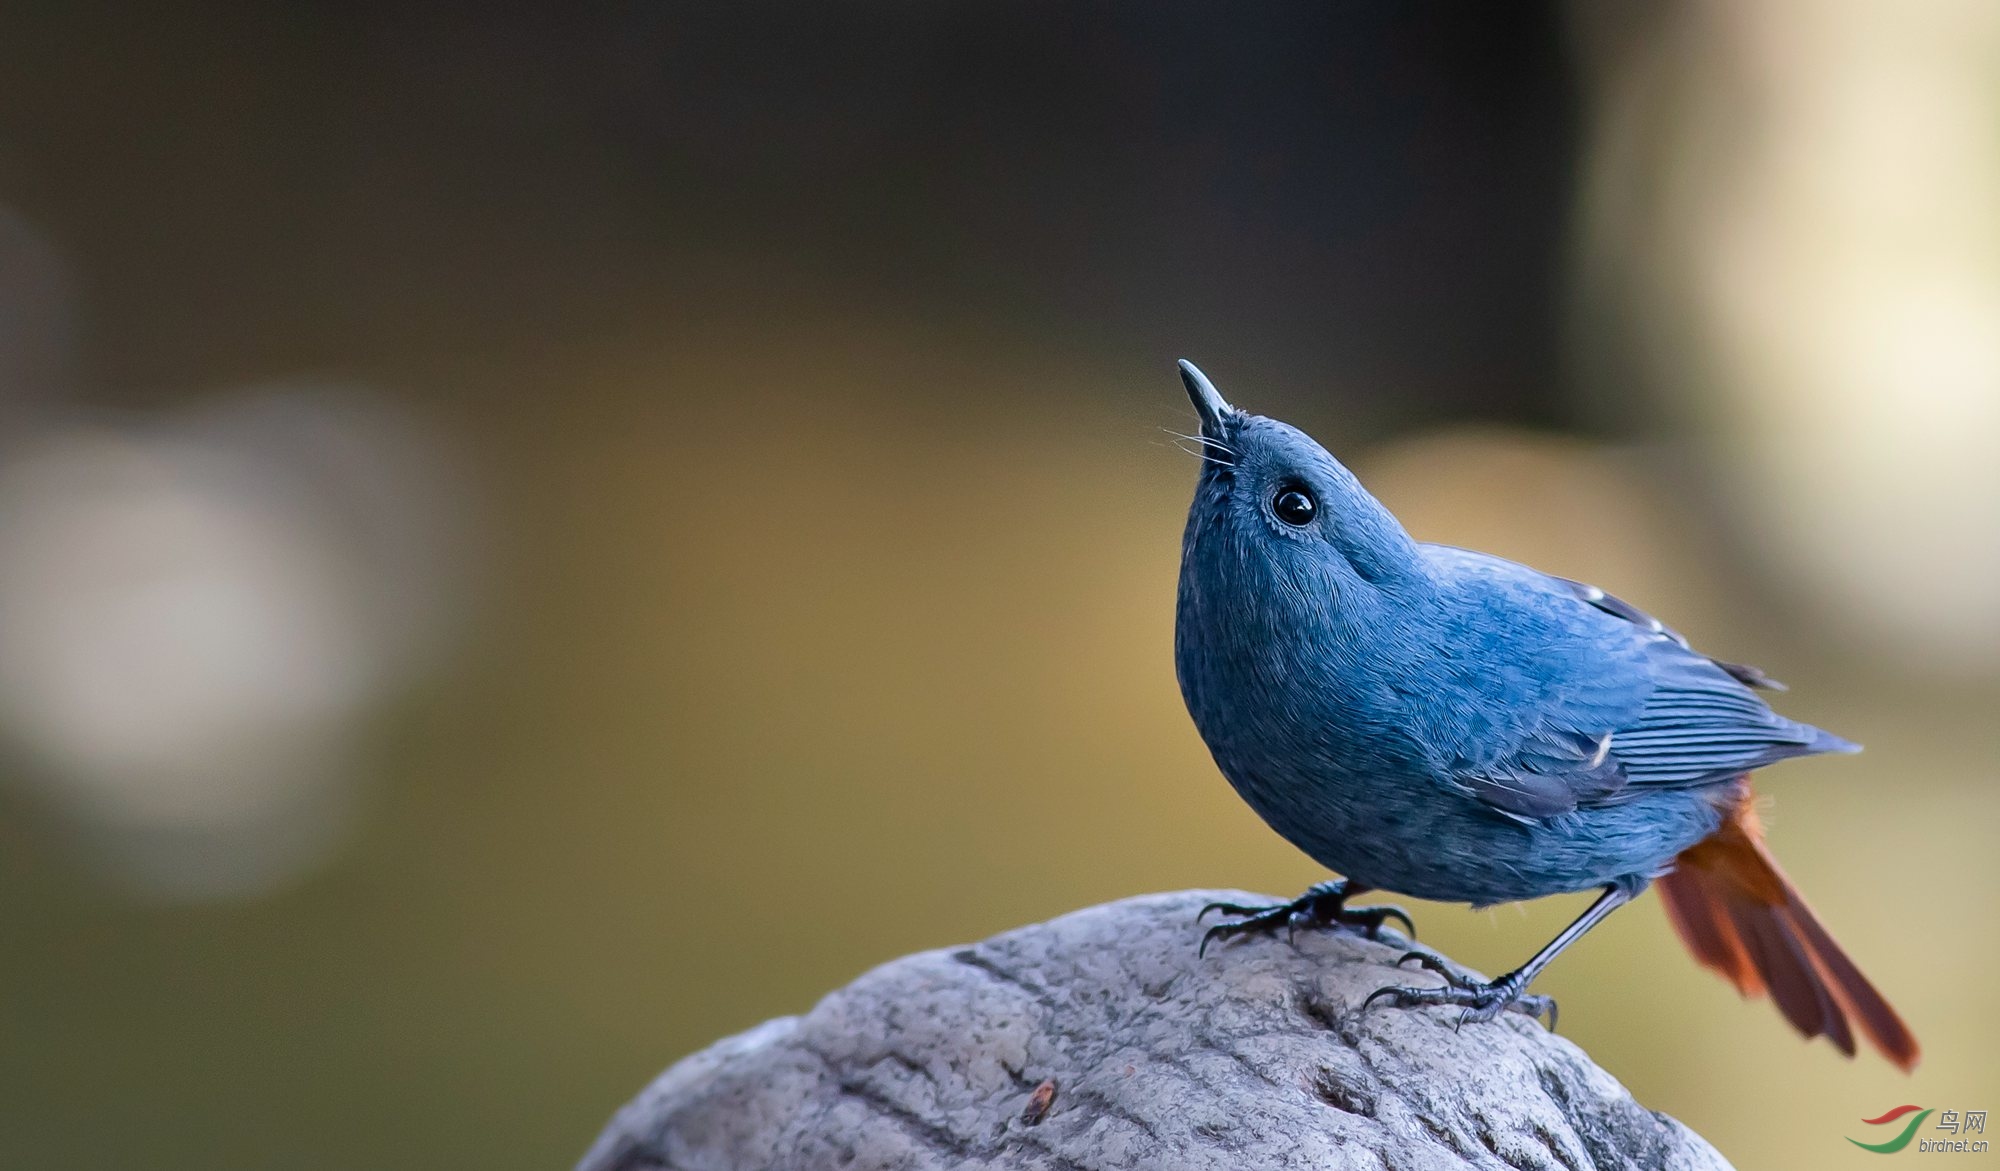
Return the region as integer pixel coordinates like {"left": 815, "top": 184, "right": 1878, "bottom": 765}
{"left": 1656, "top": 799, "right": 1920, "bottom": 1071}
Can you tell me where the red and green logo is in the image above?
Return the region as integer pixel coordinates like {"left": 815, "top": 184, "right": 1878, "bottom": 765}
{"left": 1849, "top": 1105, "right": 1932, "bottom": 1154}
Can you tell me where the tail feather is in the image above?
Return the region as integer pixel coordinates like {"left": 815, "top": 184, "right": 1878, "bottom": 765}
{"left": 1657, "top": 797, "right": 1919, "bottom": 1071}
{"left": 1723, "top": 895, "right": 1850, "bottom": 1054}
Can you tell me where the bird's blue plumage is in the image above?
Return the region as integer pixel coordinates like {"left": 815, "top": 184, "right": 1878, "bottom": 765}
{"left": 1173, "top": 374, "right": 1857, "bottom": 907}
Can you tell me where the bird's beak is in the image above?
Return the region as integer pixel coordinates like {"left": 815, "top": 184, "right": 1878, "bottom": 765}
{"left": 1178, "top": 359, "right": 1234, "bottom": 439}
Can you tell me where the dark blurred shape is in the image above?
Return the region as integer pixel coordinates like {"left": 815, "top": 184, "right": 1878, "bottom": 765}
{"left": 0, "top": 204, "right": 75, "bottom": 439}
{"left": 0, "top": 2, "right": 1580, "bottom": 430}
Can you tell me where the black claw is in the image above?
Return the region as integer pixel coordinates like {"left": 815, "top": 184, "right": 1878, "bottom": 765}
{"left": 1361, "top": 984, "right": 1403, "bottom": 1012}
{"left": 1197, "top": 900, "right": 1260, "bottom": 924}
{"left": 1360, "top": 967, "right": 1557, "bottom": 1031}
{"left": 1328, "top": 903, "right": 1415, "bottom": 941}
{"left": 1194, "top": 882, "right": 1419, "bottom": 959}
{"left": 1391, "top": 951, "right": 1455, "bottom": 979}
{"left": 1196, "top": 906, "right": 1292, "bottom": 957}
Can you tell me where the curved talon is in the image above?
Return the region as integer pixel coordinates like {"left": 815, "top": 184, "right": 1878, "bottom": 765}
{"left": 1197, "top": 923, "right": 1245, "bottom": 958}
{"left": 1418, "top": 958, "right": 1456, "bottom": 980}
{"left": 1331, "top": 903, "right": 1415, "bottom": 941}
{"left": 1194, "top": 881, "right": 1421, "bottom": 958}
{"left": 1390, "top": 950, "right": 1454, "bottom": 978}
{"left": 1361, "top": 985, "right": 1404, "bottom": 1012}
{"left": 1194, "top": 899, "right": 1309, "bottom": 958}
{"left": 1197, "top": 907, "right": 1292, "bottom": 957}
{"left": 1197, "top": 899, "right": 1275, "bottom": 924}
{"left": 1198, "top": 923, "right": 1237, "bottom": 958}
{"left": 1361, "top": 968, "right": 1557, "bottom": 1032}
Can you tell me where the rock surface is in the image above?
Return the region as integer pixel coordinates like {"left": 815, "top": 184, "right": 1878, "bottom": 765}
{"left": 580, "top": 891, "right": 1731, "bottom": 1170}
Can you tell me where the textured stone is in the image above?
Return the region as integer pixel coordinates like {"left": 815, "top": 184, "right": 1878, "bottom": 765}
{"left": 580, "top": 891, "right": 1731, "bottom": 1171}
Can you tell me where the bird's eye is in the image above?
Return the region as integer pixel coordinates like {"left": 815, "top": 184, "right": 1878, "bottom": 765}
{"left": 1271, "top": 483, "right": 1317, "bottom": 526}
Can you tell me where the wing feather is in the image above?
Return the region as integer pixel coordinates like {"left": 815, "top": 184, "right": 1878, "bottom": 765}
{"left": 1422, "top": 548, "right": 1855, "bottom": 821}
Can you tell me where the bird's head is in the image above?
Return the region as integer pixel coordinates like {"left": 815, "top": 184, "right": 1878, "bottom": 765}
{"left": 1176, "top": 359, "right": 1421, "bottom": 600}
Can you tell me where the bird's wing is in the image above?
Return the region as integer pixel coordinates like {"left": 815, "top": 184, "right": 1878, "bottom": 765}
{"left": 1549, "top": 574, "right": 1786, "bottom": 691}
{"left": 1422, "top": 547, "right": 1856, "bottom": 823}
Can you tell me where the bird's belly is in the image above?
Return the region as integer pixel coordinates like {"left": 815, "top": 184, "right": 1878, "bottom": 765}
{"left": 1219, "top": 760, "right": 1726, "bottom": 906}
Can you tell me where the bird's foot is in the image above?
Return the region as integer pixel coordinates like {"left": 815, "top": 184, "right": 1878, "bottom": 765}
{"left": 1363, "top": 952, "right": 1557, "bottom": 1030}
{"left": 1196, "top": 880, "right": 1415, "bottom": 958}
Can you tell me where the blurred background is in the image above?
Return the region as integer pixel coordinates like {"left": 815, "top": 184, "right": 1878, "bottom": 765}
{"left": 0, "top": 3, "right": 1994, "bottom": 1167}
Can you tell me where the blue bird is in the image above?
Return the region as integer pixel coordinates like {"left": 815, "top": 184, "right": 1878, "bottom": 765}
{"left": 1172, "top": 360, "right": 1917, "bottom": 1070}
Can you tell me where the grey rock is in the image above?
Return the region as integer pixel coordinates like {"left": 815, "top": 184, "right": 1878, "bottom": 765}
{"left": 581, "top": 890, "right": 1732, "bottom": 1171}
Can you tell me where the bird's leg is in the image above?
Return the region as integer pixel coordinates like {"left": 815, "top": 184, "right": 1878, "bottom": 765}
{"left": 1198, "top": 878, "right": 1415, "bottom": 957}
{"left": 1363, "top": 883, "right": 1637, "bottom": 1029}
